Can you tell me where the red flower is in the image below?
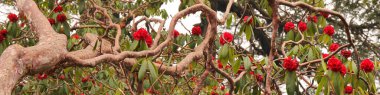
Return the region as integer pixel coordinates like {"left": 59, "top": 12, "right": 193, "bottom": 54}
{"left": 225, "top": 64, "right": 231, "bottom": 69}
{"left": 71, "top": 34, "right": 80, "bottom": 39}
{"left": 283, "top": 57, "right": 299, "bottom": 71}
{"left": 322, "top": 53, "right": 329, "bottom": 59}
{"left": 327, "top": 57, "right": 342, "bottom": 72}
{"left": 344, "top": 86, "right": 353, "bottom": 94}
{"left": 237, "top": 66, "right": 244, "bottom": 74}
{"left": 219, "top": 32, "right": 234, "bottom": 45}
{"left": 213, "top": 86, "right": 218, "bottom": 90}
{"left": 340, "top": 49, "right": 351, "bottom": 58}
{"left": 360, "top": 59, "right": 374, "bottom": 73}
{"left": 298, "top": 21, "right": 307, "bottom": 32}
{"left": 256, "top": 74, "right": 263, "bottom": 82}
{"left": 320, "top": 12, "right": 330, "bottom": 18}
{"left": 307, "top": 15, "right": 318, "bottom": 23}
{"left": 80, "top": 93, "right": 85, "bottom": 95}
{"left": 329, "top": 43, "right": 339, "bottom": 52}
{"left": 81, "top": 76, "right": 89, "bottom": 83}
{"left": 284, "top": 22, "right": 295, "bottom": 32}
{"left": 220, "top": 85, "right": 225, "bottom": 90}
{"left": 56, "top": 13, "right": 67, "bottom": 22}
{"left": 323, "top": 25, "right": 335, "bottom": 36}
{"left": 340, "top": 65, "right": 347, "bottom": 75}
{"left": 190, "top": 76, "right": 197, "bottom": 82}
{"left": 7, "top": 13, "right": 18, "bottom": 22}
{"left": 20, "top": 22, "right": 26, "bottom": 27}
{"left": 217, "top": 60, "right": 223, "bottom": 69}
{"left": 173, "top": 29, "right": 180, "bottom": 38}
{"left": 145, "top": 35, "right": 153, "bottom": 47}
{"left": 211, "top": 91, "right": 218, "bottom": 95}
{"left": 225, "top": 93, "right": 230, "bottom": 95}
{"left": 48, "top": 18, "right": 55, "bottom": 25}
{"left": 53, "top": 5, "right": 63, "bottom": 13}
{"left": 37, "top": 73, "right": 48, "bottom": 80}
{"left": 0, "top": 35, "right": 5, "bottom": 43}
{"left": 243, "top": 16, "right": 253, "bottom": 24}
{"left": 59, "top": 75, "right": 65, "bottom": 80}
{"left": 0, "top": 29, "right": 7, "bottom": 35}
{"left": 146, "top": 88, "right": 155, "bottom": 94}
{"left": 191, "top": 26, "right": 202, "bottom": 35}
{"left": 249, "top": 71, "right": 255, "bottom": 75}
{"left": 133, "top": 28, "right": 153, "bottom": 47}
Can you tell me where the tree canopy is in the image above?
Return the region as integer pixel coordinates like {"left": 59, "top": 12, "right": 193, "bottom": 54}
{"left": 0, "top": 0, "right": 379, "bottom": 95}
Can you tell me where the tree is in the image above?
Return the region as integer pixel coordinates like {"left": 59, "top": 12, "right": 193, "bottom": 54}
{"left": 0, "top": 0, "right": 378, "bottom": 95}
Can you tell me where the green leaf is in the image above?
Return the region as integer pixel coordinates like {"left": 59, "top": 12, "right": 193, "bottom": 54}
{"left": 138, "top": 40, "right": 149, "bottom": 51}
{"left": 245, "top": 25, "right": 253, "bottom": 41}
{"left": 285, "top": 71, "right": 297, "bottom": 95}
{"left": 232, "top": 59, "right": 241, "bottom": 73}
{"left": 92, "top": 40, "right": 99, "bottom": 51}
{"left": 130, "top": 40, "right": 139, "bottom": 51}
{"left": 226, "top": 14, "right": 233, "bottom": 29}
{"left": 138, "top": 60, "right": 148, "bottom": 80}
{"left": 307, "top": 48, "right": 314, "bottom": 61}
{"left": 219, "top": 45, "right": 229, "bottom": 58}
{"left": 63, "top": 22, "right": 71, "bottom": 38}
{"left": 285, "top": 30, "right": 295, "bottom": 41}
{"left": 243, "top": 56, "right": 252, "bottom": 71}
{"left": 332, "top": 72, "right": 343, "bottom": 95}
{"left": 78, "top": 0, "right": 86, "bottom": 14}
{"left": 316, "top": 77, "right": 328, "bottom": 95}
{"left": 148, "top": 60, "right": 158, "bottom": 81}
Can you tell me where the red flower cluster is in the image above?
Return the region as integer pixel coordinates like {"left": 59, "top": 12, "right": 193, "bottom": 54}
{"left": 220, "top": 85, "right": 225, "bottom": 90}
{"left": 59, "top": 75, "right": 65, "bottom": 80}
{"left": 146, "top": 88, "right": 158, "bottom": 94}
{"left": 283, "top": 57, "right": 299, "bottom": 71}
{"left": 284, "top": 22, "right": 295, "bottom": 32}
{"left": 7, "top": 13, "right": 18, "bottom": 22}
{"left": 320, "top": 12, "right": 330, "bottom": 18}
{"left": 48, "top": 18, "right": 56, "bottom": 25}
{"left": 322, "top": 53, "right": 329, "bottom": 59}
{"left": 249, "top": 71, "right": 255, "bottom": 75}
{"left": 217, "top": 60, "right": 223, "bottom": 69}
{"left": 211, "top": 91, "right": 218, "bottom": 95}
{"left": 71, "top": 34, "right": 80, "bottom": 39}
{"left": 20, "top": 22, "right": 26, "bottom": 27}
{"left": 237, "top": 66, "right": 245, "bottom": 74}
{"left": 81, "top": 76, "right": 90, "bottom": 83}
{"left": 256, "top": 74, "right": 263, "bottom": 82}
{"left": 173, "top": 29, "right": 180, "bottom": 38}
{"left": 56, "top": 13, "right": 67, "bottom": 22}
{"left": 298, "top": 21, "right": 307, "bottom": 32}
{"left": 327, "top": 57, "right": 346, "bottom": 75}
{"left": 219, "top": 32, "right": 234, "bottom": 45}
{"left": 344, "top": 86, "right": 353, "bottom": 94}
{"left": 329, "top": 43, "right": 339, "bottom": 52}
{"left": 340, "top": 64, "right": 347, "bottom": 75}
{"left": 323, "top": 25, "right": 335, "bottom": 36}
{"left": 37, "top": 73, "right": 48, "bottom": 80}
{"left": 360, "top": 59, "right": 374, "bottom": 73}
{"left": 340, "top": 49, "right": 351, "bottom": 58}
{"left": 307, "top": 15, "right": 317, "bottom": 23}
{"left": 133, "top": 28, "right": 153, "bottom": 47}
{"left": 0, "top": 29, "right": 7, "bottom": 43}
{"left": 53, "top": 5, "right": 63, "bottom": 13}
{"left": 191, "top": 26, "right": 202, "bottom": 35}
{"left": 243, "top": 16, "right": 253, "bottom": 24}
